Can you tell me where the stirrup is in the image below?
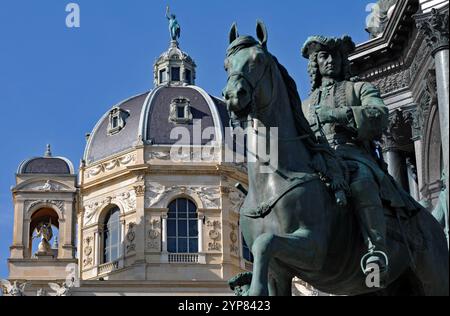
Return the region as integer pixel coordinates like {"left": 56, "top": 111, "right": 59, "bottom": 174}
{"left": 360, "top": 250, "right": 389, "bottom": 275}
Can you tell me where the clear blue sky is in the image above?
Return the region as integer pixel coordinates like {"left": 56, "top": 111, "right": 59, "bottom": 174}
{"left": 0, "top": 0, "right": 371, "bottom": 279}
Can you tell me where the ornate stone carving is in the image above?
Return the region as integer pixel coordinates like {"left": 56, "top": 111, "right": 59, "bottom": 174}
{"left": 147, "top": 151, "right": 171, "bottom": 161}
{"left": 25, "top": 199, "right": 65, "bottom": 214}
{"left": 146, "top": 218, "right": 161, "bottom": 250}
{"left": 410, "top": 90, "right": 432, "bottom": 141}
{"left": 21, "top": 180, "right": 68, "bottom": 191}
{"left": 83, "top": 197, "right": 110, "bottom": 225}
{"left": 228, "top": 189, "right": 246, "bottom": 213}
{"left": 229, "top": 223, "right": 239, "bottom": 256}
{"left": 36, "top": 288, "right": 48, "bottom": 296}
{"left": 134, "top": 185, "right": 145, "bottom": 197}
{"left": 369, "top": 67, "right": 411, "bottom": 95}
{"left": 86, "top": 153, "right": 136, "bottom": 178}
{"left": 0, "top": 280, "right": 27, "bottom": 296}
{"left": 83, "top": 190, "right": 135, "bottom": 226}
{"left": 384, "top": 109, "right": 408, "bottom": 149}
{"left": 126, "top": 222, "right": 136, "bottom": 254}
{"left": 48, "top": 279, "right": 75, "bottom": 296}
{"left": 207, "top": 220, "right": 221, "bottom": 251}
{"left": 194, "top": 187, "right": 220, "bottom": 208}
{"left": 145, "top": 182, "right": 167, "bottom": 208}
{"left": 416, "top": 7, "right": 449, "bottom": 56}
{"left": 145, "top": 183, "right": 221, "bottom": 209}
{"left": 118, "top": 191, "right": 136, "bottom": 213}
{"left": 83, "top": 236, "right": 93, "bottom": 267}
{"left": 361, "top": 40, "right": 431, "bottom": 95}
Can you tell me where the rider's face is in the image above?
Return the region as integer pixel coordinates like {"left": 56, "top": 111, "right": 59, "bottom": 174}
{"left": 317, "top": 50, "right": 342, "bottom": 79}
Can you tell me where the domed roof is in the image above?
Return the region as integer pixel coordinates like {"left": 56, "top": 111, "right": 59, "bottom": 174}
{"left": 84, "top": 86, "right": 229, "bottom": 165}
{"left": 18, "top": 145, "right": 75, "bottom": 175}
{"left": 84, "top": 34, "right": 230, "bottom": 165}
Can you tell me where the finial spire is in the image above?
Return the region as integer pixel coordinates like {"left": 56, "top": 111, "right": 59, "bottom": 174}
{"left": 45, "top": 144, "right": 52, "bottom": 157}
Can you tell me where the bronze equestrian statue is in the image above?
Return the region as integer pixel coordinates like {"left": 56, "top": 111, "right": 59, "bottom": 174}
{"left": 223, "top": 21, "right": 449, "bottom": 296}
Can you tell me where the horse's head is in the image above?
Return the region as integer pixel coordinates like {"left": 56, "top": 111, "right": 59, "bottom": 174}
{"left": 223, "top": 21, "right": 273, "bottom": 120}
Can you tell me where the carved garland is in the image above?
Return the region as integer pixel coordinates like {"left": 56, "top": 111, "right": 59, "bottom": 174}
{"left": 86, "top": 153, "right": 137, "bottom": 178}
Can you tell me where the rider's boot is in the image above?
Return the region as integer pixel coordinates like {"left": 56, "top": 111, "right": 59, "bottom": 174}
{"left": 351, "top": 180, "right": 389, "bottom": 288}
{"left": 358, "top": 206, "right": 389, "bottom": 287}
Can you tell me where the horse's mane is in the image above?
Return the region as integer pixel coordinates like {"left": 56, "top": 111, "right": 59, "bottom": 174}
{"left": 271, "top": 55, "right": 317, "bottom": 142}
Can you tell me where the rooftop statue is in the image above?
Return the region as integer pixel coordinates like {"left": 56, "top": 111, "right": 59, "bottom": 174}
{"left": 166, "top": 6, "right": 181, "bottom": 42}
{"left": 1, "top": 280, "right": 27, "bottom": 296}
{"left": 223, "top": 21, "right": 449, "bottom": 296}
{"left": 48, "top": 277, "right": 75, "bottom": 296}
{"left": 366, "top": 0, "right": 398, "bottom": 38}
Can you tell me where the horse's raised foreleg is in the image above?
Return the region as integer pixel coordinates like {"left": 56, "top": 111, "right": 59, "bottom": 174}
{"left": 249, "top": 230, "right": 326, "bottom": 296}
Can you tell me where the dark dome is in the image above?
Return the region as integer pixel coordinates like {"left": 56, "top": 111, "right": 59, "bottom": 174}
{"left": 84, "top": 86, "right": 230, "bottom": 165}
{"left": 18, "top": 145, "right": 74, "bottom": 175}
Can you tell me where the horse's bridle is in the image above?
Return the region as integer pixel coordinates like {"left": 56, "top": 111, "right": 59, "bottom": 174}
{"left": 226, "top": 54, "right": 274, "bottom": 119}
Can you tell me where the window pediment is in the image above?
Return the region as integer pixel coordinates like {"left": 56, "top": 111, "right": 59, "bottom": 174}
{"left": 108, "top": 107, "right": 130, "bottom": 135}
{"left": 169, "top": 97, "right": 193, "bottom": 124}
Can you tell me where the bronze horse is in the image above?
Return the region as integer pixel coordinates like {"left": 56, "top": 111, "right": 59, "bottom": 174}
{"left": 223, "top": 21, "right": 449, "bottom": 296}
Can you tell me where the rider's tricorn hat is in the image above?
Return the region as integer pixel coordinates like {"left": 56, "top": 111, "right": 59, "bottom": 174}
{"left": 301, "top": 35, "right": 356, "bottom": 59}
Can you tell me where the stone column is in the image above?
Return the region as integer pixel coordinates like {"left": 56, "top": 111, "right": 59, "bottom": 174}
{"left": 161, "top": 215, "right": 168, "bottom": 253}
{"left": 198, "top": 214, "right": 204, "bottom": 253}
{"left": 406, "top": 158, "right": 420, "bottom": 201}
{"left": 94, "top": 229, "right": 101, "bottom": 266}
{"left": 384, "top": 110, "right": 409, "bottom": 190}
{"left": 416, "top": 5, "right": 449, "bottom": 204}
{"left": 133, "top": 182, "right": 146, "bottom": 263}
{"left": 417, "top": 6, "right": 449, "bottom": 244}
{"left": 385, "top": 148, "right": 406, "bottom": 186}
{"left": 120, "top": 220, "right": 126, "bottom": 258}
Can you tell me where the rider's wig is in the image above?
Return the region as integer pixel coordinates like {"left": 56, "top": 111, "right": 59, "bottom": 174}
{"left": 302, "top": 35, "right": 356, "bottom": 93}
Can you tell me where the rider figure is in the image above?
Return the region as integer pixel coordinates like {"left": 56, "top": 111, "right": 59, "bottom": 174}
{"left": 301, "top": 35, "right": 391, "bottom": 282}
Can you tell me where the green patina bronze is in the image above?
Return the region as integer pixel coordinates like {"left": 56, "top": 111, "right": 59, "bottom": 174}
{"left": 166, "top": 6, "right": 181, "bottom": 41}
{"left": 223, "top": 22, "right": 449, "bottom": 296}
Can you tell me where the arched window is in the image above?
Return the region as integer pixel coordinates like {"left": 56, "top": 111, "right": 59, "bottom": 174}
{"left": 30, "top": 208, "right": 60, "bottom": 258}
{"left": 242, "top": 234, "right": 254, "bottom": 263}
{"left": 167, "top": 198, "right": 198, "bottom": 253}
{"left": 103, "top": 206, "right": 121, "bottom": 263}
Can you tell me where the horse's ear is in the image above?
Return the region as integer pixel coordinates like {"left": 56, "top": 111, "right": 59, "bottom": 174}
{"left": 229, "top": 22, "right": 239, "bottom": 44}
{"left": 256, "top": 20, "right": 268, "bottom": 48}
